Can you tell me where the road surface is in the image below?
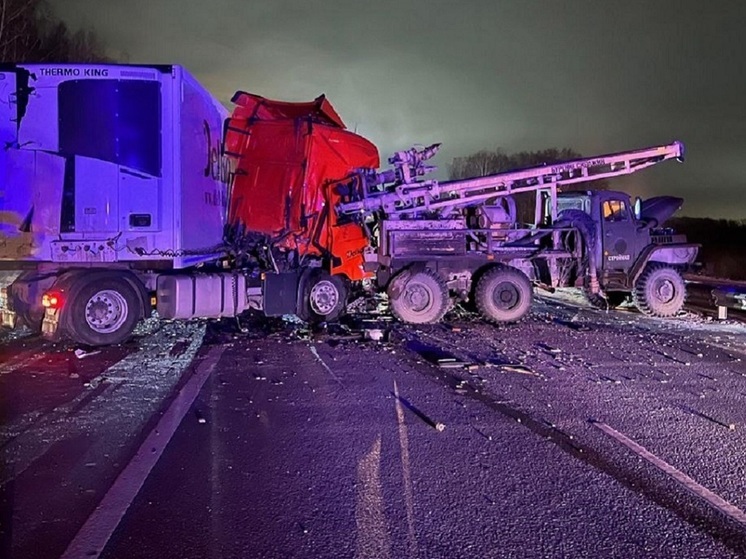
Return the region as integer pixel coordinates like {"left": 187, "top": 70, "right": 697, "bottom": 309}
{"left": 3, "top": 291, "right": 746, "bottom": 558}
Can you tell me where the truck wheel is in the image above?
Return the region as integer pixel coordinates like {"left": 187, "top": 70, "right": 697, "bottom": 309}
{"left": 586, "top": 291, "right": 628, "bottom": 310}
{"left": 389, "top": 269, "right": 449, "bottom": 324}
{"left": 300, "top": 273, "right": 348, "bottom": 323}
{"left": 475, "top": 265, "right": 532, "bottom": 323}
{"left": 633, "top": 264, "right": 686, "bottom": 317}
{"left": 66, "top": 276, "right": 142, "bottom": 346}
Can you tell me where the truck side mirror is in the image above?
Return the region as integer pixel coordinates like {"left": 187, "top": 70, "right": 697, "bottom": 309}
{"left": 633, "top": 197, "right": 642, "bottom": 220}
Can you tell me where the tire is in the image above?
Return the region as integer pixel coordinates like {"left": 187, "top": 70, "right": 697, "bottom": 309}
{"left": 475, "top": 265, "right": 532, "bottom": 323}
{"left": 388, "top": 269, "right": 449, "bottom": 324}
{"left": 65, "top": 276, "right": 143, "bottom": 346}
{"left": 633, "top": 264, "right": 686, "bottom": 317}
{"left": 299, "top": 272, "right": 348, "bottom": 323}
{"left": 585, "top": 290, "right": 628, "bottom": 310}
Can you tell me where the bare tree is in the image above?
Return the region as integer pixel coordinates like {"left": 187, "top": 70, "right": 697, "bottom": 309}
{"left": 0, "top": 0, "right": 109, "bottom": 63}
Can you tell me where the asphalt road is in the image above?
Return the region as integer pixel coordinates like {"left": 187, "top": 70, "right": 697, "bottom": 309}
{"left": 4, "top": 292, "right": 746, "bottom": 558}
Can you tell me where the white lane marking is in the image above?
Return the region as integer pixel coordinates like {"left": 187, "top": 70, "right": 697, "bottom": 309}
{"left": 209, "top": 373, "right": 223, "bottom": 559}
{"left": 393, "top": 380, "right": 419, "bottom": 559}
{"left": 354, "top": 433, "right": 392, "bottom": 559}
{"left": 60, "top": 345, "right": 225, "bottom": 559}
{"left": 308, "top": 344, "right": 344, "bottom": 386}
{"left": 593, "top": 420, "right": 746, "bottom": 529}
{"left": 1, "top": 322, "right": 206, "bottom": 486}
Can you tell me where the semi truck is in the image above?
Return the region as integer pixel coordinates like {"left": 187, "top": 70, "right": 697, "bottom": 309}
{"left": 0, "top": 63, "right": 697, "bottom": 346}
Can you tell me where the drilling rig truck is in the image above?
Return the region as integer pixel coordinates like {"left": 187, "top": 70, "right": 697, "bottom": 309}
{"left": 0, "top": 64, "right": 697, "bottom": 346}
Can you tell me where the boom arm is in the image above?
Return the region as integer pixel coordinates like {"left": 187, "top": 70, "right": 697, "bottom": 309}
{"left": 337, "top": 141, "right": 684, "bottom": 219}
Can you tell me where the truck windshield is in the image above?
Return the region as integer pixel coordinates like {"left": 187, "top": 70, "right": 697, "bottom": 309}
{"left": 58, "top": 79, "right": 162, "bottom": 176}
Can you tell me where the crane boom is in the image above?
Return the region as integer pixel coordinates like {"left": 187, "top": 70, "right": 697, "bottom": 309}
{"left": 337, "top": 141, "right": 684, "bottom": 219}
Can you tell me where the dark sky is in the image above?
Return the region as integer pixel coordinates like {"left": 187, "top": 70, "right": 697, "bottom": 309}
{"left": 52, "top": 0, "right": 746, "bottom": 218}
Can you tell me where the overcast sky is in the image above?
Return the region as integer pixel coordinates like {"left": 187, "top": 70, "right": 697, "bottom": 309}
{"left": 51, "top": 0, "right": 746, "bottom": 218}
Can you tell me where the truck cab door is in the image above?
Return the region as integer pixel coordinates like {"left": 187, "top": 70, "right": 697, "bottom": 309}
{"left": 600, "top": 198, "right": 634, "bottom": 271}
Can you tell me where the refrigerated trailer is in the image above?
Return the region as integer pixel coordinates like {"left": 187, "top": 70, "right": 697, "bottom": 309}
{"left": 0, "top": 63, "right": 241, "bottom": 344}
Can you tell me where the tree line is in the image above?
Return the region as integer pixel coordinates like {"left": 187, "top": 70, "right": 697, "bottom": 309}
{"left": 0, "top": 0, "right": 108, "bottom": 62}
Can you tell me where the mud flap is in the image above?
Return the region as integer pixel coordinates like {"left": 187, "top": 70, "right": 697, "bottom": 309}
{"left": 0, "top": 287, "right": 15, "bottom": 328}
{"left": 41, "top": 308, "right": 63, "bottom": 340}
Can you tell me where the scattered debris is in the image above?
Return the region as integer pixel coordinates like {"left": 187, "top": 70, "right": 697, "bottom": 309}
{"left": 392, "top": 382, "right": 445, "bottom": 432}
{"left": 501, "top": 364, "right": 538, "bottom": 376}
{"left": 680, "top": 405, "right": 735, "bottom": 431}
{"left": 653, "top": 349, "right": 690, "bottom": 366}
{"left": 74, "top": 348, "right": 101, "bottom": 359}
{"left": 553, "top": 318, "right": 592, "bottom": 332}
{"left": 364, "top": 329, "right": 385, "bottom": 342}
{"left": 437, "top": 357, "right": 469, "bottom": 369}
{"left": 537, "top": 343, "right": 562, "bottom": 354}
{"left": 473, "top": 425, "right": 492, "bottom": 440}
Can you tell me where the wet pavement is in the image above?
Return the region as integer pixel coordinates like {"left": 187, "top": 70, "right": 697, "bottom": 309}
{"left": 3, "top": 292, "right": 746, "bottom": 558}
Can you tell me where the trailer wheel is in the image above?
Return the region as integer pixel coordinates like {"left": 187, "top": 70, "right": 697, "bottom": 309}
{"left": 585, "top": 291, "right": 628, "bottom": 310}
{"left": 475, "top": 265, "right": 532, "bottom": 323}
{"left": 300, "top": 272, "right": 348, "bottom": 323}
{"left": 66, "top": 276, "right": 143, "bottom": 346}
{"left": 389, "top": 269, "right": 449, "bottom": 324}
{"left": 633, "top": 264, "right": 686, "bottom": 317}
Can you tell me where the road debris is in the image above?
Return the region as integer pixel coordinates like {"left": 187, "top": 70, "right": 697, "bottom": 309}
{"left": 537, "top": 343, "right": 562, "bottom": 354}
{"left": 501, "top": 364, "right": 538, "bottom": 376}
{"left": 74, "top": 348, "right": 101, "bottom": 359}
{"left": 392, "top": 381, "right": 445, "bottom": 432}
{"left": 553, "top": 318, "right": 592, "bottom": 332}
{"left": 680, "top": 405, "right": 735, "bottom": 430}
{"left": 473, "top": 426, "right": 493, "bottom": 440}
{"left": 364, "top": 329, "right": 385, "bottom": 341}
{"left": 437, "top": 357, "right": 470, "bottom": 369}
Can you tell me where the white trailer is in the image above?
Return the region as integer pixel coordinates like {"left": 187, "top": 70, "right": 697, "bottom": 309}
{"left": 0, "top": 63, "right": 248, "bottom": 344}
